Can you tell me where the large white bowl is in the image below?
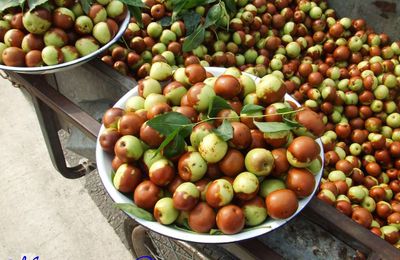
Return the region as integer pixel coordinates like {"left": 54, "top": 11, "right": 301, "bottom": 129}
{"left": 96, "top": 67, "right": 324, "bottom": 243}
{"left": 0, "top": 13, "right": 130, "bottom": 74}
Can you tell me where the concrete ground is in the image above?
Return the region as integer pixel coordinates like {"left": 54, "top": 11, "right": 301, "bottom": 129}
{"left": 0, "top": 79, "right": 133, "bottom": 260}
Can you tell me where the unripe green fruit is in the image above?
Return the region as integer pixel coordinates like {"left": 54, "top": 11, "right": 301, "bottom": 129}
{"left": 41, "top": 46, "right": 63, "bottom": 65}
{"left": 75, "top": 16, "right": 94, "bottom": 34}
{"left": 245, "top": 148, "right": 274, "bottom": 176}
{"left": 233, "top": 172, "right": 259, "bottom": 198}
{"left": 147, "top": 22, "right": 162, "bottom": 38}
{"left": 93, "top": 21, "right": 113, "bottom": 44}
{"left": 149, "top": 62, "right": 172, "bottom": 81}
{"left": 0, "top": 43, "right": 7, "bottom": 64}
{"left": 44, "top": 28, "right": 68, "bottom": 48}
{"left": 72, "top": 3, "right": 84, "bottom": 17}
{"left": 198, "top": 133, "right": 228, "bottom": 163}
{"left": 259, "top": 179, "right": 286, "bottom": 199}
{"left": 154, "top": 197, "right": 179, "bottom": 225}
{"left": 23, "top": 9, "right": 52, "bottom": 34}
{"left": 125, "top": 96, "right": 144, "bottom": 112}
{"left": 241, "top": 197, "right": 267, "bottom": 226}
{"left": 75, "top": 37, "right": 100, "bottom": 56}
{"left": 144, "top": 93, "right": 167, "bottom": 111}
{"left": 106, "top": 0, "right": 126, "bottom": 18}
{"left": 61, "top": 46, "right": 79, "bottom": 62}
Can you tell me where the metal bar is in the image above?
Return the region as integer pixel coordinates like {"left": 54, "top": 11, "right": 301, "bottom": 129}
{"left": 302, "top": 198, "right": 399, "bottom": 259}
{"left": 8, "top": 72, "right": 101, "bottom": 140}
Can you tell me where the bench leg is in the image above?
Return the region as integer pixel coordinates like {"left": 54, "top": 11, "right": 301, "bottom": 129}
{"left": 30, "top": 94, "right": 93, "bottom": 179}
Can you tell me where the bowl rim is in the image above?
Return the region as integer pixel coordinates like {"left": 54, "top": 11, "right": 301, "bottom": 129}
{"left": 95, "top": 67, "right": 324, "bottom": 243}
{"left": 0, "top": 13, "right": 130, "bottom": 74}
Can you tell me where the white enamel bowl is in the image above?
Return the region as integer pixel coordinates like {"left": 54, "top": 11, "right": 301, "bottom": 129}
{"left": 96, "top": 67, "right": 324, "bottom": 243}
{"left": 0, "top": 13, "right": 130, "bottom": 74}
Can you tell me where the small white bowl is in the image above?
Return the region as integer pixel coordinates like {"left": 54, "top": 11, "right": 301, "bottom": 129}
{"left": 96, "top": 67, "right": 324, "bottom": 243}
{"left": 0, "top": 13, "right": 130, "bottom": 74}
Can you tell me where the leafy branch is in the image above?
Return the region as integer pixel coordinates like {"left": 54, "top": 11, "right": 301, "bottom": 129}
{"left": 146, "top": 96, "right": 303, "bottom": 158}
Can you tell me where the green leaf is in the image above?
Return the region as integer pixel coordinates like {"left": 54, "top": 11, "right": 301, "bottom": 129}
{"left": 119, "top": 0, "right": 145, "bottom": 7}
{"left": 204, "top": 3, "right": 222, "bottom": 28}
{"left": 172, "top": 225, "right": 197, "bottom": 233}
{"left": 0, "top": 0, "right": 22, "bottom": 12}
{"left": 28, "top": 0, "right": 48, "bottom": 11}
{"left": 155, "top": 127, "right": 181, "bottom": 155}
{"left": 111, "top": 170, "right": 116, "bottom": 182}
{"left": 128, "top": 5, "right": 143, "bottom": 27}
{"left": 147, "top": 112, "right": 192, "bottom": 136}
{"left": 208, "top": 95, "right": 232, "bottom": 117}
{"left": 214, "top": 120, "right": 233, "bottom": 141}
{"left": 254, "top": 121, "right": 296, "bottom": 133}
{"left": 163, "top": 134, "right": 185, "bottom": 158}
{"left": 159, "top": 16, "right": 172, "bottom": 27}
{"left": 223, "top": 0, "right": 236, "bottom": 15}
{"left": 79, "top": 0, "right": 92, "bottom": 14}
{"left": 283, "top": 117, "right": 302, "bottom": 127}
{"left": 171, "top": 0, "right": 186, "bottom": 20}
{"left": 182, "top": 25, "right": 205, "bottom": 52}
{"left": 275, "top": 107, "right": 302, "bottom": 127}
{"left": 241, "top": 104, "right": 264, "bottom": 114}
{"left": 209, "top": 229, "right": 224, "bottom": 235}
{"left": 276, "top": 107, "right": 294, "bottom": 114}
{"left": 182, "top": 10, "right": 201, "bottom": 35}
{"left": 115, "top": 203, "right": 154, "bottom": 221}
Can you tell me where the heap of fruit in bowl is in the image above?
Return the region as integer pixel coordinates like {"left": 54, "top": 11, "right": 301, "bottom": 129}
{"left": 99, "top": 62, "right": 324, "bottom": 235}
{"left": 99, "top": 0, "right": 400, "bottom": 246}
{"left": 0, "top": 0, "right": 127, "bottom": 67}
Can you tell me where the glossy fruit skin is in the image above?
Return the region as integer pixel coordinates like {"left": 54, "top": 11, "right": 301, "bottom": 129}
{"left": 205, "top": 179, "right": 234, "bottom": 208}
{"left": 218, "top": 149, "right": 245, "bottom": 177}
{"left": 139, "top": 122, "right": 164, "bottom": 148}
{"left": 286, "top": 168, "right": 316, "bottom": 198}
{"left": 352, "top": 207, "right": 373, "bottom": 228}
{"left": 188, "top": 202, "right": 216, "bottom": 233}
{"left": 271, "top": 148, "right": 290, "bottom": 177}
{"left": 173, "top": 182, "right": 200, "bottom": 211}
{"left": 154, "top": 197, "right": 179, "bottom": 225}
{"left": 25, "top": 50, "right": 43, "bottom": 67}
{"left": 233, "top": 171, "right": 259, "bottom": 201}
{"left": 256, "top": 74, "right": 286, "bottom": 105}
{"left": 114, "top": 135, "right": 144, "bottom": 162}
{"left": 99, "top": 128, "right": 121, "bottom": 153}
{"left": 134, "top": 180, "right": 162, "bottom": 210}
{"left": 198, "top": 133, "right": 228, "bottom": 163}
{"left": 149, "top": 159, "right": 175, "bottom": 186}
{"left": 54, "top": 7, "right": 76, "bottom": 30}
{"left": 2, "top": 47, "right": 25, "bottom": 66}
{"left": 214, "top": 75, "right": 242, "bottom": 99}
{"left": 287, "top": 136, "right": 320, "bottom": 168}
{"left": 22, "top": 8, "right": 52, "bottom": 35}
{"left": 294, "top": 109, "right": 325, "bottom": 138}
{"left": 245, "top": 148, "right": 275, "bottom": 176}
{"left": 229, "top": 122, "right": 252, "bottom": 149}
{"left": 216, "top": 205, "right": 245, "bottom": 234}
{"left": 185, "top": 64, "right": 207, "bottom": 84}
{"left": 240, "top": 196, "right": 268, "bottom": 226}
{"left": 113, "top": 164, "right": 142, "bottom": 193}
{"left": 117, "top": 112, "right": 144, "bottom": 136}
{"left": 266, "top": 189, "right": 298, "bottom": 219}
{"left": 178, "top": 151, "right": 207, "bottom": 182}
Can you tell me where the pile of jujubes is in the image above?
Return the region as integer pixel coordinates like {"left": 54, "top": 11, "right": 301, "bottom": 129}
{"left": 100, "top": 62, "right": 324, "bottom": 234}
{"left": 0, "top": 0, "right": 127, "bottom": 67}
{"left": 101, "top": 0, "right": 400, "bottom": 245}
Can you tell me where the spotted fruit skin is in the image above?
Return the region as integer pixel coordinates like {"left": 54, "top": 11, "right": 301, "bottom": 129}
{"left": 198, "top": 133, "right": 228, "bottom": 163}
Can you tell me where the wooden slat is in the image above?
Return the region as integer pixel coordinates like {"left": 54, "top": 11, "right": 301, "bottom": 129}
{"left": 302, "top": 198, "right": 399, "bottom": 259}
